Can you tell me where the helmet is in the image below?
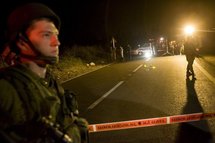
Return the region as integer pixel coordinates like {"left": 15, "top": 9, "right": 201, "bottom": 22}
{"left": 6, "top": 2, "right": 61, "bottom": 42}
{"left": 3, "top": 3, "right": 61, "bottom": 66}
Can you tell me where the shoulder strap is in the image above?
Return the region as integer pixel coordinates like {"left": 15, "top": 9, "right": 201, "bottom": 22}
{"left": 54, "top": 79, "right": 72, "bottom": 117}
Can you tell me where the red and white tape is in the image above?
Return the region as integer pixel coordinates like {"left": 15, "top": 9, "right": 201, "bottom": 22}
{"left": 88, "top": 112, "right": 215, "bottom": 133}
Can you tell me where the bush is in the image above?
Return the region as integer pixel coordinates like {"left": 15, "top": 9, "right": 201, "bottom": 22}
{"left": 60, "top": 45, "right": 108, "bottom": 63}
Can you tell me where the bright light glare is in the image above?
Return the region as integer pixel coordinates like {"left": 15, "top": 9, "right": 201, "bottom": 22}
{"left": 144, "top": 50, "right": 152, "bottom": 58}
{"left": 184, "top": 25, "right": 195, "bottom": 35}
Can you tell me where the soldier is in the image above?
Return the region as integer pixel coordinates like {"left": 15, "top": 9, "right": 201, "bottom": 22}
{"left": 0, "top": 3, "right": 89, "bottom": 143}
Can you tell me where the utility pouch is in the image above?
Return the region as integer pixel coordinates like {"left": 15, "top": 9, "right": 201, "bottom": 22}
{"left": 64, "top": 90, "right": 79, "bottom": 116}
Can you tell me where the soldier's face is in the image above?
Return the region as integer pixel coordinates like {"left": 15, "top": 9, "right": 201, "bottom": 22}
{"left": 26, "top": 19, "right": 60, "bottom": 58}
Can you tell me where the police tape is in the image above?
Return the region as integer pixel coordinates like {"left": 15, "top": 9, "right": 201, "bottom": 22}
{"left": 88, "top": 112, "right": 215, "bottom": 133}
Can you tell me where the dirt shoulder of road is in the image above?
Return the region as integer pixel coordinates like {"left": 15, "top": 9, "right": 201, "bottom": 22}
{"left": 48, "top": 55, "right": 110, "bottom": 83}
{"left": 52, "top": 63, "right": 108, "bottom": 83}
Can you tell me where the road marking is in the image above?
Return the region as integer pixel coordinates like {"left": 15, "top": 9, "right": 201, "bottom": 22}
{"left": 62, "top": 64, "right": 112, "bottom": 83}
{"left": 88, "top": 64, "right": 143, "bottom": 110}
{"left": 133, "top": 64, "right": 143, "bottom": 73}
{"left": 195, "top": 62, "right": 215, "bottom": 84}
{"left": 88, "top": 81, "right": 124, "bottom": 110}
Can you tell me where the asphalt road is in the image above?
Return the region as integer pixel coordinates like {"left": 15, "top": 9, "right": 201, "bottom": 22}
{"left": 62, "top": 55, "right": 215, "bottom": 143}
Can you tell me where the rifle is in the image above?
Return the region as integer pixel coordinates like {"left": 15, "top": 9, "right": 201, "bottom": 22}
{"left": 41, "top": 117, "right": 73, "bottom": 143}
{"left": 0, "top": 117, "right": 73, "bottom": 143}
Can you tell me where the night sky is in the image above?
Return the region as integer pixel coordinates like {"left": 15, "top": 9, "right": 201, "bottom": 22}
{"left": 1, "top": 0, "right": 215, "bottom": 48}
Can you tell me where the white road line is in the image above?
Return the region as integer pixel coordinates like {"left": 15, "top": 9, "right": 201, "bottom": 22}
{"left": 195, "top": 62, "right": 215, "bottom": 84}
{"left": 88, "top": 81, "right": 124, "bottom": 110}
{"left": 133, "top": 64, "right": 143, "bottom": 73}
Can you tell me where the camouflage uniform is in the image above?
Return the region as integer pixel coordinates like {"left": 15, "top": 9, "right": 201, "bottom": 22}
{"left": 0, "top": 3, "right": 89, "bottom": 143}
{"left": 0, "top": 63, "right": 88, "bottom": 143}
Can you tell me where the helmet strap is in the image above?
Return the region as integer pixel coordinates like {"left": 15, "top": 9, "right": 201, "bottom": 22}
{"left": 18, "top": 33, "right": 58, "bottom": 66}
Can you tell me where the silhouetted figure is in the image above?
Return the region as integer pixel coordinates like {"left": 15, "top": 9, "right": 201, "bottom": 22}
{"left": 184, "top": 36, "right": 197, "bottom": 80}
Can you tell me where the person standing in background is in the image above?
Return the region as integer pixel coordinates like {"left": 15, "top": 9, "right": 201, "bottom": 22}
{"left": 184, "top": 36, "right": 197, "bottom": 80}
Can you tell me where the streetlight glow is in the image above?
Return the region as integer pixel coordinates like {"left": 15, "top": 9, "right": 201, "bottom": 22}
{"left": 184, "top": 25, "right": 195, "bottom": 35}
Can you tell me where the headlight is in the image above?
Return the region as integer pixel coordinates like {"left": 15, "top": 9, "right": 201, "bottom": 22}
{"left": 144, "top": 50, "right": 152, "bottom": 58}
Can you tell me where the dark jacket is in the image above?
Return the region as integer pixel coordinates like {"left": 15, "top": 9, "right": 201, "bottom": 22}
{"left": 184, "top": 40, "right": 196, "bottom": 57}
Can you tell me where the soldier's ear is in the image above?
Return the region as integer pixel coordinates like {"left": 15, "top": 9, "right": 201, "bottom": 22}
{"left": 16, "top": 37, "right": 29, "bottom": 50}
{"left": 18, "top": 33, "right": 29, "bottom": 43}
{"left": 16, "top": 40, "right": 25, "bottom": 49}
